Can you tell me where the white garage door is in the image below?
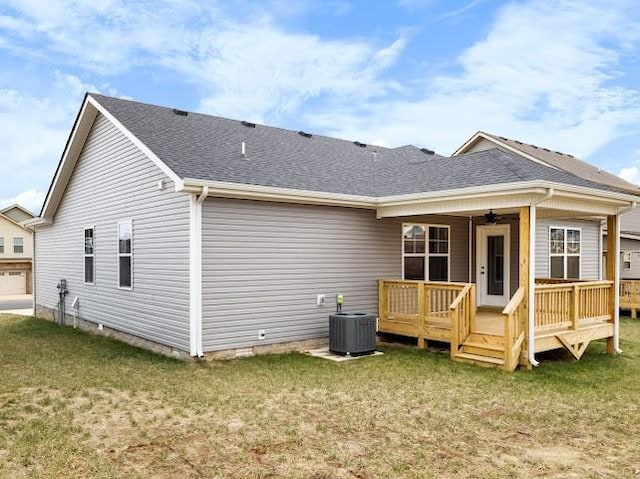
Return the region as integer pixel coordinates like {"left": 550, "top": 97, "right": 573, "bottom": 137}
{"left": 0, "top": 271, "right": 26, "bottom": 295}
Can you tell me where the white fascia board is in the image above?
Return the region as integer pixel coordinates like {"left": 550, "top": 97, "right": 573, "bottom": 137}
{"left": 379, "top": 181, "right": 638, "bottom": 206}
{"left": 180, "top": 178, "right": 638, "bottom": 216}
{"left": 21, "top": 217, "right": 52, "bottom": 229}
{"left": 178, "top": 178, "right": 377, "bottom": 209}
{"left": 87, "top": 96, "right": 182, "bottom": 185}
{"left": 40, "top": 99, "right": 97, "bottom": 220}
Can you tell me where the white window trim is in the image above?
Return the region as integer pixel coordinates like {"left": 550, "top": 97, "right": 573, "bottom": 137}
{"left": 549, "top": 226, "right": 582, "bottom": 279}
{"left": 623, "top": 251, "right": 632, "bottom": 270}
{"left": 117, "top": 220, "right": 133, "bottom": 291}
{"left": 401, "top": 223, "right": 451, "bottom": 282}
{"left": 13, "top": 236, "right": 24, "bottom": 254}
{"left": 84, "top": 226, "right": 95, "bottom": 285}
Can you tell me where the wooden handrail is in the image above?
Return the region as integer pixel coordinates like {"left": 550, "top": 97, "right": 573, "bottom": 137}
{"left": 502, "top": 286, "right": 526, "bottom": 371}
{"left": 535, "top": 280, "right": 613, "bottom": 290}
{"left": 502, "top": 287, "right": 525, "bottom": 316}
{"left": 449, "top": 284, "right": 472, "bottom": 311}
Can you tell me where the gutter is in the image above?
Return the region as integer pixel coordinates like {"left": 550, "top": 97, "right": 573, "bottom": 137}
{"left": 613, "top": 200, "right": 637, "bottom": 354}
{"left": 528, "top": 188, "right": 554, "bottom": 367}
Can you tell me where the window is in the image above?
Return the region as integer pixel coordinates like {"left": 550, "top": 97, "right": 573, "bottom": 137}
{"left": 403, "top": 224, "right": 450, "bottom": 281}
{"left": 549, "top": 227, "right": 581, "bottom": 279}
{"left": 0, "top": 237, "right": 3, "bottom": 254}
{"left": 623, "top": 252, "right": 632, "bottom": 270}
{"left": 84, "top": 227, "right": 95, "bottom": 284}
{"left": 118, "top": 221, "right": 133, "bottom": 289}
{"left": 13, "top": 237, "right": 23, "bottom": 254}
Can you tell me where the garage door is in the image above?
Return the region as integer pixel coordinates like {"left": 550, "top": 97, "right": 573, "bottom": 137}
{"left": 0, "top": 271, "right": 26, "bottom": 295}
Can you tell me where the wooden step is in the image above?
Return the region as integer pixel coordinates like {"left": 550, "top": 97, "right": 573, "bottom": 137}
{"left": 461, "top": 342, "right": 505, "bottom": 359}
{"left": 453, "top": 352, "right": 505, "bottom": 368}
{"left": 466, "top": 332, "right": 504, "bottom": 346}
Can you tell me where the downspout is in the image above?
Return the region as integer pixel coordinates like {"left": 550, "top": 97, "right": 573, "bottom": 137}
{"left": 528, "top": 188, "right": 554, "bottom": 367}
{"left": 32, "top": 229, "right": 36, "bottom": 314}
{"left": 468, "top": 216, "right": 472, "bottom": 283}
{"left": 613, "top": 201, "right": 637, "bottom": 353}
{"left": 195, "top": 186, "right": 209, "bottom": 358}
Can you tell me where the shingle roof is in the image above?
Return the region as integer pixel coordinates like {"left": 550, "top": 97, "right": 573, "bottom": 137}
{"left": 90, "top": 94, "right": 630, "bottom": 198}
{"left": 481, "top": 132, "right": 640, "bottom": 194}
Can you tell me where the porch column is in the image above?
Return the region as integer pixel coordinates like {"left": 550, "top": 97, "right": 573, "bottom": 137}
{"left": 606, "top": 214, "right": 620, "bottom": 355}
{"left": 519, "top": 206, "right": 533, "bottom": 369}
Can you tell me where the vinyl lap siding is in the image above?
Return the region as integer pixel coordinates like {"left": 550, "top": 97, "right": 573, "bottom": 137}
{"left": 35, "top": 113, "right": 190, "bottom": 351}
{"left": 535, "top": 218, "right": 600, "bottom": 279}
{"left": 201, "top": 199, "right": 404, "bottom": 351}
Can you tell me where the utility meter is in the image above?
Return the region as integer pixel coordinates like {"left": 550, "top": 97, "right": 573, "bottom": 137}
{"left": 336, "top": 293, "right": 344, "bottom": 313}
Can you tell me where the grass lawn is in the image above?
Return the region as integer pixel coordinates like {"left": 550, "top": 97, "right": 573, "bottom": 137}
{"left": 1, "top": 316, "right": 639, "bottom": 478}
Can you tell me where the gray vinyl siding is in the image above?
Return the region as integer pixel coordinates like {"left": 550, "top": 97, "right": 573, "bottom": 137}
{"left": 604, "top": 235, "right": 640, "bottom": 279}
{"left": 35, "top": 113, "right": 191, "bottom": 351}
{"left": 535, "top": 218, "right": 601, "bottom": 280}
{"left": 200, "top": 200, "right": 472, "bottom": 352}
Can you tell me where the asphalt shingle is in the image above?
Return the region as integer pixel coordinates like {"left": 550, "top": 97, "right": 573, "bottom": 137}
{"left": 91, "top": 94, "right": 627, "bottom": 198}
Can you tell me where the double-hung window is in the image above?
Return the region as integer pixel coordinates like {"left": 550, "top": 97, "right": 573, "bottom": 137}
{"left": 84, "top": 227, "right": 95, "bottom": 284}
{"left": 0, "top": 237, "right": 4, "bottom": 254}
{"left": 549, "top": 227, "right": 581, "bottom": 279}
{"left": 403, "top": 224, "right": 450, "bottom": 281}
{"left": 118, "top": 221, "right": 133, "bottom": 289}
{"left": 13, "top": 237, "right": 23, "bottom": 254}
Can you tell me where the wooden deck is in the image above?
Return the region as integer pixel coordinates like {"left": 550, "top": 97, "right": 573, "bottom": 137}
{"left": 378, "top": 279, "right": 615, "bottom": 370}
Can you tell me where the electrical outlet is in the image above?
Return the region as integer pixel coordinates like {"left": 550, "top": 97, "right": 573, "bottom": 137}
{"left": 317, "top": 294, "right": 326, "bottom": 306}
{"left": 258, "top": 330, "right": 266, "bottom": 340}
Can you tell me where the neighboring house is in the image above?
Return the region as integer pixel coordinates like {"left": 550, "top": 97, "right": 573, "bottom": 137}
{"left": 25, "top": 94, "right": 640, "bottom": 369}
{"left": 0, "top": 204, "right": 34, "bottom": 295}
{"left": 603, "top": 209, "right": 640, "bottom": 279}
{"left": 454, "top": 131, "right": 640, "bottom": 280}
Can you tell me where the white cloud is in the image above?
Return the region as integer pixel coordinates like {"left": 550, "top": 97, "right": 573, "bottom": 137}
{"left": 306, "top": 0, "right": 640, "bottom": 160}
{"left": 0, "top": 189, "right": 45, "bottom": 213}
{"left": 0, "top": 71, "right": 125, "bottom": 214}
{"left": 619, "top": 166, "right": 640, "bottom": 185}
{"left": 0, "top": 1, "right": 405, "bottom": 124}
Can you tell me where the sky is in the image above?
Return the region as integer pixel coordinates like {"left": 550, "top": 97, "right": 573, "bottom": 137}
{"left": 1, "top": 0, "right": 640, "bottom": 214}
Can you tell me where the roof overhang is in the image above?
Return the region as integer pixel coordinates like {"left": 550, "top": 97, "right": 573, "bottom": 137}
{"left": 179, "top": 178, "right": 638, "bottom": 219}
{"left": 38, "top": 94, "right": 181, "bottom": 223}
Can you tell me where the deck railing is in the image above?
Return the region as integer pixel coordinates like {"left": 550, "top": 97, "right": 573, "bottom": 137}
{"left": 534, "top": 280, "right": 613, "bottom": 332}
{"left": 378, "top": 280, "right": 471, "bottom": 345}
{"left": 502, "top": 287, "right": 526, "bottom": 371}
{"left": 620, "top": 280, "right": 640, "bottom": 317}
{"left": 449, "top": 284, "right": 475, "bottom": 359}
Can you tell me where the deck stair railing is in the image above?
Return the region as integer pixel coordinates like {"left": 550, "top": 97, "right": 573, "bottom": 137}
{"left": 449, "top": 284, "right": 475, "bottom": 359}
{"left": 501, "top": 287, "right": 526, "bottom": 371}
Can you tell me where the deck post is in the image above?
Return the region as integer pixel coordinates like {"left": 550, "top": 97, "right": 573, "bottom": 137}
{"left": 606, "top": 215, "right": 620, "bottom": 355}
{"left": 519, "top": 206, "right": 532, "bottom": 369}
{"left": 417, "top": 283, "right": 426, "bottom": 349}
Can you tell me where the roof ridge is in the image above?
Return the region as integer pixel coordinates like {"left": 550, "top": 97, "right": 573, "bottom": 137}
{"left": 89, "top": 93, "right": 391, "bottom": 151}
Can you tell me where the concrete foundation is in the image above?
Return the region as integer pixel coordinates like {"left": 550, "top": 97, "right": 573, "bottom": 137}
{"left": 35, "top": 304, "right": 191, "bottom": 360}
{"left": 35, "top": 304, "right": 329, "bottom": 361}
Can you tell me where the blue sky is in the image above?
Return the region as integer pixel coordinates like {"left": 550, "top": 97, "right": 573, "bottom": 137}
{"left": 1, "top": 0, "right": 640, "bottom": 213}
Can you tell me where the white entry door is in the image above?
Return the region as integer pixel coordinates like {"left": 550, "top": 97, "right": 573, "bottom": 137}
{"left": 476, "top": 225, "right": 510, "bottom": 307}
